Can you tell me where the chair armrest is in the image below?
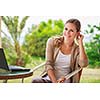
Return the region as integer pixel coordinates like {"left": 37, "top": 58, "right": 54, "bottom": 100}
{"left": 32, "top": 62, "right": 45, "bottom": 72}
{"left": 65, "top": 67, "right": 82, "bottom": 80}
{"left": 32, "top": 63, "right": 82, "bottom": 79}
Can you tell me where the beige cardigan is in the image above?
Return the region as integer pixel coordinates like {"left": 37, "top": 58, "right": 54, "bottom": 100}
{"left": 45, "top": 37, "right": 88, "bottom": 83}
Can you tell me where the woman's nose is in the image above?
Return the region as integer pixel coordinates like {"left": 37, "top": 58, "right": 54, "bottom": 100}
{"left": 66, "top": 30, "right": 70, "bottom": 34}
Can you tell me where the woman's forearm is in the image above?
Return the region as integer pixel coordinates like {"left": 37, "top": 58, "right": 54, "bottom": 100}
{"left": 79, "top": 41, "right": 88, "bottom": 61}
{"left": 47, "top": 69, "right": 57, "bottom": 83}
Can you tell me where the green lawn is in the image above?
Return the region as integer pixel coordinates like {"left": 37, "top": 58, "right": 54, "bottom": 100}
{"left": 80, "top": 68, "right": 100, "bottom": 83}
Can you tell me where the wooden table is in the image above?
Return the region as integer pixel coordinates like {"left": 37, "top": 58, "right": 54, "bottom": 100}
{"left": 0, "top": 69, "right": 33, "bottom": 83}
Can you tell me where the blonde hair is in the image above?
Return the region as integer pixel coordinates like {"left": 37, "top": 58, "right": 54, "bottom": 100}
{"left": 52, "top": 35, "right": 64, "bottom": 47}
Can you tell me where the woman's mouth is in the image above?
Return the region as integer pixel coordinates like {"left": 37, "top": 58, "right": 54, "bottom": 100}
{"left": 68, "top": 35, "right": 71, "bottom": 38}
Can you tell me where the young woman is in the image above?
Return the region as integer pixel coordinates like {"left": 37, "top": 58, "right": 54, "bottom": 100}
{"left": 32, "top": 18, "right": 88, "bottom": 83}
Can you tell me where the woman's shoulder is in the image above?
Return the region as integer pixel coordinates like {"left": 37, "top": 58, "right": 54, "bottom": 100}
{"left": 46, "top": 37, "right": 54, "bottom": 45}
{"left": 47, "top": 37, "right": 55, "bottom": 42}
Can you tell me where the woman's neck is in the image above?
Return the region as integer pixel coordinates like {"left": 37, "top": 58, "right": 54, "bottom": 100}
{"left": 61, "top": 41, "right": 74, "bottom": 55}
{"left": 63, "top": 40, "right": 74, "bottom": 48}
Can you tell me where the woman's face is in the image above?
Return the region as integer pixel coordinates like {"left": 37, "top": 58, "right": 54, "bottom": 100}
{"left": 63, "top": 23, "right": 78, "bottom": 41}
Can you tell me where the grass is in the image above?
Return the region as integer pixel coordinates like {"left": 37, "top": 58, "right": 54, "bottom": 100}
{"left": 80, "top": 68, "right": 100, "bottom": 83}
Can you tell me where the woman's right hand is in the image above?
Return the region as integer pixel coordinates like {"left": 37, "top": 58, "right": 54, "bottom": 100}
{"left": 57, "top": 76, "right": 66, "bottom": 83}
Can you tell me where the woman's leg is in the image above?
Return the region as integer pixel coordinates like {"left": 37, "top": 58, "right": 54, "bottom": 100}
{"left": 32, "top": 77, "right": 52, "bottom": 83}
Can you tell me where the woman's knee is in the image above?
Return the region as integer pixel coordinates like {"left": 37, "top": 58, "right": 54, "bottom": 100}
{"left": 32, "top": 77, "right": 52, "bottom": 83}
{"left": 32, "top": 78, "right": 44, "bottom": 83}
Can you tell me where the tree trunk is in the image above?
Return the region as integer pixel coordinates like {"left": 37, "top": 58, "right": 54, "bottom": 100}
{"left": 15, "top": 41, "right": 24, "bottom": 66}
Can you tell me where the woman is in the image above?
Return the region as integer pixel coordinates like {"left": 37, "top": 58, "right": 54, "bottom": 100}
{"left": 32, "top": 18, "right": 88, "bottom": 83}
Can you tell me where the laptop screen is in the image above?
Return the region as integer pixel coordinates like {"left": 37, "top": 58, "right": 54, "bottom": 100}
{"left": 0, "top": 48, "right": 10, "bottom": 71}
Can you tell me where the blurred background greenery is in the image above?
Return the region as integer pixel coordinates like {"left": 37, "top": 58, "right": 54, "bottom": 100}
{"left": 0, "top": 16, "right": 100, "bottom": 83}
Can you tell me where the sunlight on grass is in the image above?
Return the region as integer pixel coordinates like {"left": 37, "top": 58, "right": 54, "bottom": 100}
{"left": 80, "top": 68, "right": 100, "bottom": 83}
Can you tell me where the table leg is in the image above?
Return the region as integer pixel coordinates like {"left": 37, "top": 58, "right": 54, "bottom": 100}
{"left": 22, "top": 78, "right": 24, "bottom": 83}
{"left": 3, "top": 80, "right": 8, "bottom": 83}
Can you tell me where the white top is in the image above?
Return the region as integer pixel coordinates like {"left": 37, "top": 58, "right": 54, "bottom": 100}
{"left": 55, "top": 50, "right": 71, "bottom": 68}
{"left": 43, "top": 50, "right": 71, "bottom": 83}
{"left": 54, "top": 51, "right": 71, "bottom": 82}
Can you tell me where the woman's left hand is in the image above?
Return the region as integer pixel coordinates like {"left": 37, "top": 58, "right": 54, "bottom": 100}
{"left": 77, "top": 34, "right": 84, "bottom": 45}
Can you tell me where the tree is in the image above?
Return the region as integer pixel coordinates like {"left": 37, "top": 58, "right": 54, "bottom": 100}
{"left": 23, "top": 19, "right": 64, "bottom": 57}
{"left": 85, "top": 24, "right": 100, "bottom": 68}
{"left": 2, "top": 16, "right": 29, "bottom": 66}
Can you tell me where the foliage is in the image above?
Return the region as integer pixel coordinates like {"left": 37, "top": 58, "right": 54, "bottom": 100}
{"left": 2, "top": 37, "right": 17, "bottom": 65}
{"left": 23, "top": 19, "right": 64, "bottom": 57}
{"left": 85, "top": 24, "right": 100, "bottom": 68}
{"left": 2, "top": 16, "right": 29, "bottom": 66}
{"left": 2, "top": 37, "right": 33, "bottom": 67}
{"left": 20, "top": 51, "right": 34, "bottom": 67}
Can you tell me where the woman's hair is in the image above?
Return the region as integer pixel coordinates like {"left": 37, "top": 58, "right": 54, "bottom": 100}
{"left": 65, "top": 18, "right": 81, "bottom": 32}
{"left": 53, "top": 36, "right": 64, "bottom": 47}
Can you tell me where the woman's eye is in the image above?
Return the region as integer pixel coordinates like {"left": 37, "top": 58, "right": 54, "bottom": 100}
{"left": 65, "top": 28, "right": 67, "bottom": 30}
{"left": 64, "top": 28, "right": 74, "bottom": 33}
{"left": 70, "top": 29, "right": 74, "bottom": 32}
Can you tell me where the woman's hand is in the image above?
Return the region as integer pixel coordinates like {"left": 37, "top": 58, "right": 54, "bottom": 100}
{"left": 57, "top": 76, "right": 66, "bottom": 83}
{"left": 77, "top": 33, "right": 84, "bottom": 45}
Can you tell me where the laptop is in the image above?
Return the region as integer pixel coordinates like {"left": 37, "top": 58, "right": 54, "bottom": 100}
{"left": 0, "top": 48, "right": 30, "bottom": 72}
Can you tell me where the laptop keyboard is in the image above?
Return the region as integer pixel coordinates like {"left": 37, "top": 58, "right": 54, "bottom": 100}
{"left": 9, "top": 66, "right": 30, "bottom": 71}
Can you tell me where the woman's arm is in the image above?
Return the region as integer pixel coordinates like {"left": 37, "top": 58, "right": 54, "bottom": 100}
{"left": 45, "top": 38, "right": 57, "bottom": 83}
{"left": 78, "top": 34, "right": 88, "bottom": 67}
{"left": 47, "top": 69, "right": 57, "bottom": 83}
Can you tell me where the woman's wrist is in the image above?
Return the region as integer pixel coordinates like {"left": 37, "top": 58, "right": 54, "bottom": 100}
{"left": 52, "top": 80, "right": 57, "bottom": 83}
{"left": 78, "top": 40, "right": 83, "bottom": 46}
